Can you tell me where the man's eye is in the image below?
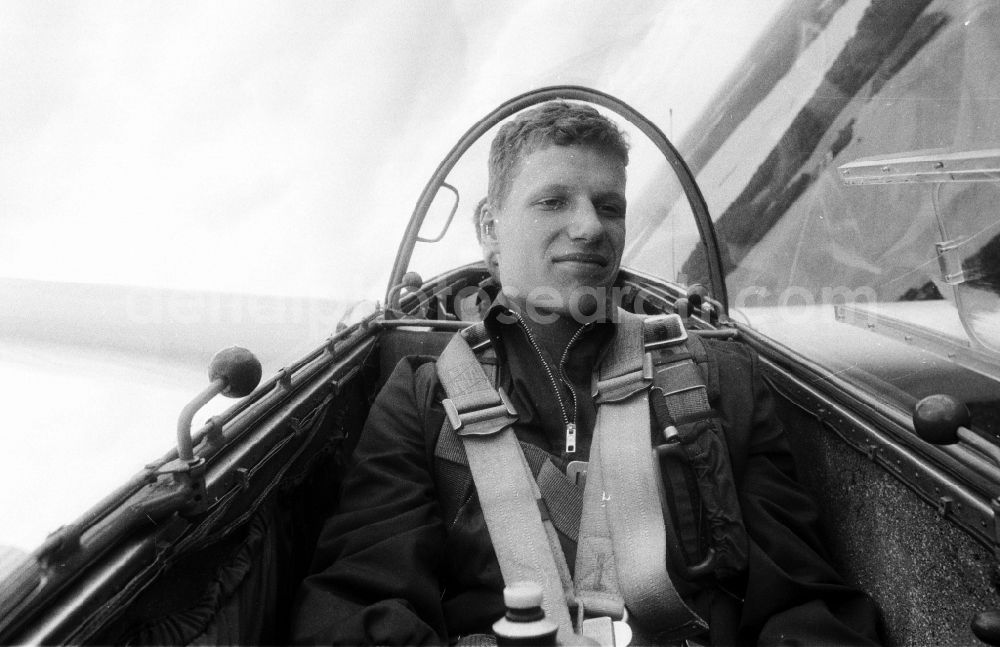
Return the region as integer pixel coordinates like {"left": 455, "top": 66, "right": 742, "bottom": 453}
{"left": 598, "top": 203, "right": 625, "bottom": 218}
{"left": 536, "top": 198, "right": 565, "bottom": 210}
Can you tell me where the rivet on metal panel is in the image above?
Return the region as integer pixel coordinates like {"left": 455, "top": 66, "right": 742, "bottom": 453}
{"left": 180, "top": 458, "right": 208, "bottom": 514}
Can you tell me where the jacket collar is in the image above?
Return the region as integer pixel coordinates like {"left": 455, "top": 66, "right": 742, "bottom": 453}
{"left": 481, "top": 301, "right": 616, "bottom": 375}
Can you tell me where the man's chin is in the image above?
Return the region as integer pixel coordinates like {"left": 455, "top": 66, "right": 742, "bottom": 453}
{"left": 525, "top": 290, "right": 616, "bottom": 323}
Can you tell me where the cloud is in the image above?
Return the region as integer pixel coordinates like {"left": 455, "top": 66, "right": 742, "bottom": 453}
{"left": 0, "top": 1, "right": 785, "bottom": 300}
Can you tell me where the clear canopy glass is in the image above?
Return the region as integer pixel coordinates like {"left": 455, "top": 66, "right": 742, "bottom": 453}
{"left": 682, "top": 0, "right": 1000, "bottom": 440}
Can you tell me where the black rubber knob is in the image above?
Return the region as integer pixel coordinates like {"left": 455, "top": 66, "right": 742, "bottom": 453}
{"left": 209, "top": 346, "right": 262, "bottom": 398}
{"left": 401, "top": 271, "right": 423, "bottom": 290}
{"left": 972, "top": 609, "right": 1000, "bottom": 645}
{"left": 687, "top": 284, "right": 709, "bottom": 310}
{"left": 912, "top": 394, "right": 971, "bottom": 445}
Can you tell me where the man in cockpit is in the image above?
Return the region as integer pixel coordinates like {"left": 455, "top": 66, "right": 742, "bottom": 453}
{"left": 292, "top": 101, "right": 881, "bottom": 646}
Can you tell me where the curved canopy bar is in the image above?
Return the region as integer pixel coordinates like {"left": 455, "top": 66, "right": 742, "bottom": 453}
{"left": 386, "top": 86, "right": 728, "bottom": 311}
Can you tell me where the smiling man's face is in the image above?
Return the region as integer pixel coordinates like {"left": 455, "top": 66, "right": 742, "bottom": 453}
{"left": 485, "top": 143, "right": 626, "bottom": 318}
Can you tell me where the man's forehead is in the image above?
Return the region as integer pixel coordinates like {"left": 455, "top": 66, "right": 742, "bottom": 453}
{"left": 516, "top": 141, "right": 623, "bottom": 163}
{"left": 511, "top": 144, "right": 626, "bottom": 184}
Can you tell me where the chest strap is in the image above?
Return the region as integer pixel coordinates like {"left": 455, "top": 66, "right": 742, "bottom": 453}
{"left": 577, "top": 311, "right": 707, "bottom": 640}
{"left": 436, "top": 313, "right": 708, "bottom": 642}
{"left": 437, "top": 329, "right": 576, "bottom": 643}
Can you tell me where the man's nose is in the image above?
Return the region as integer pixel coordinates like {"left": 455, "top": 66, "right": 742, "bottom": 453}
{"left": 565, "top": 201, "right": 604, "bottom": 241}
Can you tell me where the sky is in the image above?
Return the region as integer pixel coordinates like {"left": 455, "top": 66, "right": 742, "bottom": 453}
{"left": 0, "top": 1, "right": 787, "bottom": 301}
{"left": 0, "top": 1, "right": 790, "bottom": 551}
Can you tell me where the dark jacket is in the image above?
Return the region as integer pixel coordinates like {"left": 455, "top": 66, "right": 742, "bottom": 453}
{"left": 292, "top": 310, "right": 881, "bottom": 646}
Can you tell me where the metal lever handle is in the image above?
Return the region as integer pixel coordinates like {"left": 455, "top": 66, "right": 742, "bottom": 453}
{"left": 913, "top": 396, "right": 1000, "bottom": 645}
{"left": 386, "top": 271, "right": 424, "bottom": 319}
{"left": 176, "top": 346, "right": 261, "bottom": 462}
{"left": 913, "top": 394, "right": 1000, "bottom": 468}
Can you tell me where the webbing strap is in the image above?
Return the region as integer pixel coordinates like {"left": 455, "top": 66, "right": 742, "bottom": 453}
{"left": 536, "top": 457, "right": 583, "bottom": 542}
{"left": 655, "top": 358, "right": 710, "bottom": 423}
{"left": 592, "top": 313, "right": 649, "bottom": 404}
{"left": 577, "top": 311, "right": 707, "bottom": 638}
{"left": 436, "top": 314, "right": 709, "bottom": 641}
{"left": 437, "top": 333, "right": 575, "bottom": 642}
{"left": 436, "top": 416, "right": 583, "bottom": 544}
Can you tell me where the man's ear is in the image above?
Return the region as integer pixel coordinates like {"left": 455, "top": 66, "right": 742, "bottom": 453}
{"left": 479, "top": 205, "right": 499, "bottom": 247}
{"left": 479, "top": 204, "right": 501, "bottom": 277}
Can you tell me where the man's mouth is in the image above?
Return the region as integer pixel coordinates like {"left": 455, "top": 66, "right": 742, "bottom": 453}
{"left": 552, "top": 252, "right": 608, "bottom": 266}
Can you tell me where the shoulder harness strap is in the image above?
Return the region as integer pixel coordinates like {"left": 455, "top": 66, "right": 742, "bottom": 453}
{"left": 435, "top": 315, "right": 729, "bottom": 643}
{"left": 434, "top": 327, "right": 583, "bottom": 544}
{"left": 647, "top": 327, "right": 750, "bottom": 582}
{"left": 577, "top": 311, "right": 707, "bottom": 641}
{"left": 436, "top": 324, "right": 576, "bottom": 643}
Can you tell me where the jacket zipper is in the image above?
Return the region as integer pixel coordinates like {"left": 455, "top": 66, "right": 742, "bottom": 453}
{"left": 557, "top": 325, "right": 588, "bottom": 453}
{"left": 512, "top": 312, "right": 588, "bottom": 454}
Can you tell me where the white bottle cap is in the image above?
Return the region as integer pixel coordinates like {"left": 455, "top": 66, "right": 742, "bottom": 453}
{"left": 503, "top": 581, "right": 544, "bottom": 610}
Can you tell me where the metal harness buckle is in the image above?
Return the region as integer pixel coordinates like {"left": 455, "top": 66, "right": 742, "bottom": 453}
{"left": 642, "top": 313, "right": 688, "bottom": 351}
{"left": 574, "top": 598, "right": 632, "bottom": 647}
{"left": 442, "top": 386, "right": 517, "bottom": 436}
